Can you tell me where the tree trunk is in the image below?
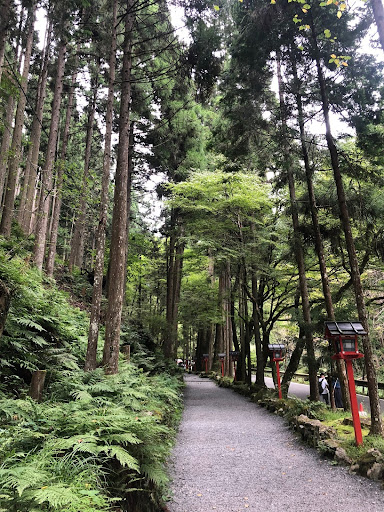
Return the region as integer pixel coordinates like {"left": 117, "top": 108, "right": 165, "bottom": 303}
{"left": 18, "top": 20, "right": 52, "bottom": 234}
{"left": 69, "top": 60, "right": 100, "bottom": 272}
{"left": 123, "top": 121, "right": 134, "bottom": 303}
{"left": 102, "top": 0, "right": 134, "bottom": 374}
{"left": 222, "top": 260, "right": 233, "bottom": 376}
{"left": 33, "top": 37, "right": 66, "bottom": 271}
{"left": 281, "top": 330, "right": 306, "bottom": 397}
{"left": 252, "top": 273, "right": 265, "bottom": 387}
{"left": 164, "top": 209, "right": 184, "bottom": 359}
{"left": 0, "top": 94, "right": 16, "bottom": 206}
{"left": 29, "top": 370, "right": 46, "bottom": 402}
{"left": 371, "top": 0, "right": 384, "bottom": 52}
{"left": 45, "top": 53, "right": 78, "bottom": 277}
{"left": 0, "top": 2, "right": 36, "bottom": 236}
{"left": 277, "top": 54, "right": 318, "bottom": 401}
{"left": 310, "top": 18, "right": 382, "bottom": 434}
{"left": 0, "top": 279, "right": 11, "bottom": 338}
{"left": 0, "top": 0, "right": 11, "bottom": 84}
{"left": 85, "top": 0, "right": 117, "bottom": 372}
{"left": 290, "top": 50, "right": 351, "bottom": 411}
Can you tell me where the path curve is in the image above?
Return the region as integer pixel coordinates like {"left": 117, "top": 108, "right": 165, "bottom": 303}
{"left": 167, "top": 375, "right": 384, "bottom": 512}
{"left": 262, "top": 376, "right": 384, "bottom": 415}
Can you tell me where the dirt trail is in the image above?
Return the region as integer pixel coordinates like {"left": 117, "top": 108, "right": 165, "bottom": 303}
{"left": 167, "top": 374, "right": 384, "bottom": 512}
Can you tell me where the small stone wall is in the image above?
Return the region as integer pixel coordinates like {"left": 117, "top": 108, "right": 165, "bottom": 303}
{"left": 254, "top": 396, "right": 384, "bottom": 487}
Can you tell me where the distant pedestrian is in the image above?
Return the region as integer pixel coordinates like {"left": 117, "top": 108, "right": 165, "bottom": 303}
{"left": 318, "top": 373, "right": 329, "bottom": 405}
{"left": 333, "top": 377, "right": 343, "bottom": 408}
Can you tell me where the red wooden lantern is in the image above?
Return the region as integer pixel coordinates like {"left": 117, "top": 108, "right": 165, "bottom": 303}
{"left": 268, "top": 344, "right": 286, "bottom": 362}
{"left": 325, "top": 321, "right": 366, "bottom": 361}
{"left": 325, "top": 321, "right": 366, "bottom": 446}
{"left": 268, "top": 344, "right": 286, "bottom": 399}
{"left": 218, "top": 353, "right": 226, "bottom": 376}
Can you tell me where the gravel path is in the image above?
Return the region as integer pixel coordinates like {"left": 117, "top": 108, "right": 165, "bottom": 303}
{"left": 167, "top": 375, "right": 384, "bottom": 512}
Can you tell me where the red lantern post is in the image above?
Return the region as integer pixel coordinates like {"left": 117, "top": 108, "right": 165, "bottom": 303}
{"left": 218, "top": 353, "right": 226, "bottom": 376}
{"left": 268, "top": 344, "right": 286, "bottom": 399}
{"left": 325, "top": 321, "right": 366, "bottom": 446}
{"left": 229, "top": 351, "right": 240, "bottom": 381}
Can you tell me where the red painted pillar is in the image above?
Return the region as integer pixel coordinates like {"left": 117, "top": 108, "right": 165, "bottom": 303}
{"left": 345, "top": 358, "right": 363, "bottom": 446}
{"left": 205, "top": 359, "right": 208, "bottom": 373}
{"left": 221, "top": 360, "right": 224, "bottom": 376}
{"left": 276, "top": 361, "right": 282, "bottom": 399}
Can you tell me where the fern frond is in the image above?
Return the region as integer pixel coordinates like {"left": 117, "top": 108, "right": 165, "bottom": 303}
{"left": 14, "top": 317, "right": 46, "bottom": 332}
{"left": 104, "top": 433, "right": 142, "bottom": 445}
{"left": 140, "top": 463, "right": 169, "bottom": 486}
{"left": 104, "top": 446, "right": 139, "bottom": 471}
{"left": 33, "top": 484, "right": 78, "bottom": 507}
{"left": 71, "top": 390, "right": 93, "bottom": 402}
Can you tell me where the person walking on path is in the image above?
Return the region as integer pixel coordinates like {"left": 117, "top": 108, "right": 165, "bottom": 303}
{"left": 333, "top": 376, "right": 343, "bottom": 408}
{"left": 167, "top": 374, "right": 384, "bottom": 512}
{"left": 318, "top": 372, "right": 329, "bottom": 405}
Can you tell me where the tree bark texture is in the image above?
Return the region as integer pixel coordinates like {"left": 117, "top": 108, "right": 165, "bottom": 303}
{"left": 252, "top": 273, "right": 265, "bottom": 387}
{"left": 33, "top": 38, "right": 66, "bottom": 270}
{"left": 102, "top": 0, "right": 134, "bottom": 374}
{"left": 123, "top": 121, "right": 134, "bottom": 303}
{"left": 310, "top": 19, "right": 382, "bottom": 434}
{"left": 0, "top": 1, "right": 36, "bottom": 236}
{"left": 222, "top": 260, "right": 233, "bottom": 376}
{"left": 18, "top": 19, "right": 53, "bottom": 234}
{"left": 29, "top": 370, "right": 46, "bottom": 402}
{"left": 0, "top": 0, "right": 11, "bottom": 84}
{"left": 0, "top": 279, "right": 11, "bottom": 338}
{"left": 164, "top": 209, "right": 184, "bottom": 359}
{"left": 69, "top": 60, "right": 100, "bottom": 271}
{"left": 290, "top": 50, "right": 351, "bottom": 411}
{"left": 276, "top": 54, "right": 318, "bottom": 401}
{"left": 85, "top": 0, "right": 117, "bottom": 371}
{"left": 0, "top": 94, "right": 16, "bottom": 206}
{"left": 45, "top": 54, "right": 78, "bottom": 277}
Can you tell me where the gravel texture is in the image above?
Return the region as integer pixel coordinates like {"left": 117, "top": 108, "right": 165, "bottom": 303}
{"left": 167, "top": 374, "right": 384, "bottom": 512}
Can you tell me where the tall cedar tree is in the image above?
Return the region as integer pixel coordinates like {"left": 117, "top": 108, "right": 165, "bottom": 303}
{"left": 85, "top": 0, "right": 118, "bottom": 371}
{"left": 102, "top": 0, "right": 134, "bottom": 374}
{"left": 0, "top": 1, "right": 36, "bottom": 236}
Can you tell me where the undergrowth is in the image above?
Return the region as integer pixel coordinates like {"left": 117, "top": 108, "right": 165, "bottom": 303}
{"left": 0, "top": 242, "right": 184, "bottom": 511}
{"left": 0, "top": 363, "right": 183, "bottom": 511}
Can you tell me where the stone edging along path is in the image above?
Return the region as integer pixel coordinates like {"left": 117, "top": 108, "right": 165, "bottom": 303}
{"left": 166, "top": 374, "right": 384, "bottom": 512}
{"left": 219, "top": 375, "right": 384, "bottom": 486}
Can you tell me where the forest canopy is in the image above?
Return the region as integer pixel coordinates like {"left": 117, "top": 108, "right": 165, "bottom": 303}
{"left": 1, "top": 2, "right": 384, "bottom": 506}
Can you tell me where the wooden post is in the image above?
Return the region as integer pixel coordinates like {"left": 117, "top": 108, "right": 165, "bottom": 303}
{"left": 29, "top": 370, "right": 46, "bottom": 402}
{"left": 345, "top": 359, "right": 363, "bottom": 446}
{"left": 122, "top": 345, "right": 130, "bottom": 362}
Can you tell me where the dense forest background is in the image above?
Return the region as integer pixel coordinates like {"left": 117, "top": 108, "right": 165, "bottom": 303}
{"left": 2, "top": 0, "right": 384, "bottom": 509}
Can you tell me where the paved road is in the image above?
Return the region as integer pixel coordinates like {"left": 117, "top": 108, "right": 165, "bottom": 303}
{"left": 167, "top": 375, "right": 384, "bottom": 512}
{"left": 263, "top": 376, "right": 384, "bottom": 416}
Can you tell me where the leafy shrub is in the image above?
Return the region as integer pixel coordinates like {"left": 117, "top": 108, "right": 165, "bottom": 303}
{"left": 0, "top": 362, "right": 183, "bottom": 511}
{"left": 0, "top": 247, "right": 89, "bottom": 393}
{"left": 0, "top": 242, "right": 184, "bottom": 511}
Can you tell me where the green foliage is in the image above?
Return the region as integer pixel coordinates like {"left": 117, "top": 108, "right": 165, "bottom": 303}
{"left": 0, "top": 236, "right": 183, "bottom": 511}
{"left": 0, "top": 362, "right": 183, "bottom": 511}
{"left": 0, "top": 243, "right": 90, "bottom": 392}
{"left": 167, "top": 170, "right": 272, "bottom": 260}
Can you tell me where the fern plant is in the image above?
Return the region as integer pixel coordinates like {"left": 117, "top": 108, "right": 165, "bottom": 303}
{"left": 0, "top": 361, "right": 183, "bottom": 511}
